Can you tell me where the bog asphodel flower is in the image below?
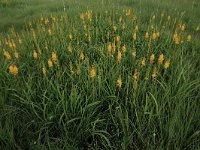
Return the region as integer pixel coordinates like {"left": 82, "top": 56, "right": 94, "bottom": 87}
{"left": 152, "top": 32, "right": 157, "bottom": 40}
{"left": 145, "top": 32, "right": 149, "bottom": 40}
{"left": 150, "top": 54, "right": 155, "bottom": 64}
{"left": 79, "top": 51, "right": 85, "bottom": 60}
{"left": 48, "top": 59, "right": 53, "bottom": 68}
{"left": 3, "top": 50, "right": 11, "bottom": 60}
{"left": 132, "top": 50, "right": 136, "bottom": 58}
{"left": 113, "top": 25, "right": 117, "bottom": 32}
{"left": 14, "top": 51, "right": 19, "bottom": 59}
{"left": 152, "top": 67, "right": 157, "bottom": 79}
{"left": 33, "top": 50, "right": 38, "bottom": 59}
{"left": 107, "top": 42, "right": 112, "bottom": 53}
{"left": 52, "top": 51, "right": 57, "bottom": 62}
{"left": 9, "top": 65, "right": 18, "bottom": 76}
{"left": 133, "top": 32, "right": 137, "bottom": 41}
{"left": 90, "top": 65, "right": 96, "bottom": 78}
{"left": 42, "top": 64, "right": 46, "bottom": 77}
{"left": 158, "top": 54, "right": 164, "bottom": 65}
{"left": 173, "top": 33, "right": 179, "bottom": 44}
{"left": 167, "top": 16, "right": 171, "bottom": 21}
{"left": 140, "top": 57, "right": 146, "bottom": 67}
{"left": 164, "top": 59, "right": 170, "bottom": 70}
{"left": 187, "top": 35, "right": 191, "bottom": 42}
{"left": 122, "top": 45, "right": 126, "bottom": 53}
{"left": 116, "top": 76, "right": 122, "bottom": 88}
{"left": 69, "top": 33, "right": 73, "bottom": 40}
{"left": 68, "top": 43, "right": 73, "bottom": 53}
{"left": 117, "top": 51, "right": 122, "bottom": 62}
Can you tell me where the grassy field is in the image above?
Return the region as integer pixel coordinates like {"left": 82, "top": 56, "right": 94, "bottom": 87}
{"left": 0, "top": 0, "right": 200, "bottom": 149}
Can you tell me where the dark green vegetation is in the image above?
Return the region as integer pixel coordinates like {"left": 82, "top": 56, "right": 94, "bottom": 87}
{"left": 0, "top": 0, "right": 200, "bottom": 149}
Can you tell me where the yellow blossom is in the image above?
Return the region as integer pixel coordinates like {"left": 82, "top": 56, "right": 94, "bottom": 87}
{"left": 107, "top": 42, "right": 112, "bottom": 53}
{"left": 133, "top": 32, "right": 137, "bottom": 41}
{"left": 79, "top": 51, "right": 85, "bottom": 60}
{"left": 52, "top": 51, "right": 57, "bottom": 62}
{"left": 69, "top": 33, "right": 73, "bottom": 40}
{"left": 164, "top": 59, "right": 170, "bottom": 70}
{"left": 14, "top": 51, "right": 19, "bottom": 59}
{"left": 150, "top": 54, "right": 155, "bottom": 64}
{"left": 140, "top": 57, "right": 146, "bottom": 67}
{"left": 145, "top": 32, "right": 149, "bottom": 40}
{"left": 187, "top": 35, "right": 191, "bottom": 42}
{"left": 3, "top": 50, "right": 11, "bottom": 60}
{"left": 90, "top": 66, "right": 97, "bottom": 78}
{"left": 48, "top": 59, "right": 53, "bottom": 68}
{"left": 158, "top": 54, "right": 164, "bottom": 65}
{"left": 152, "top": 67, "right": 157, "bottom": 79}
{"left": 33, "top": 50, "right": 38, "bottom": 59}
{"left": 122, "top": 45, "right": 126, "bottom": 53}
{"left": 9, "top": 65, "right": 18, "bottom": 76}
{"left": 116, "top": 76, "right": 122, "bottom": 88}
{"left": 113, "top": 26, "right": 117, "bottom": 32}
{"left": 68, "top": 43, "right": 73, "bottom": 53}
{"left": 117, "top": 51, "right": 122, "bottom": 62}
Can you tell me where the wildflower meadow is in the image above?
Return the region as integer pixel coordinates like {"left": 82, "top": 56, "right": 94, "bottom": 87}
{"left": 0, "top": 0, "right": 200, "bottom": 149}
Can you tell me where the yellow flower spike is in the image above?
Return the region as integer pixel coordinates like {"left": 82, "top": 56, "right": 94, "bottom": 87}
{"left": 69, "top": 33, "right": 73, "bottom": 40}
{"left": 145, "top": 67, "right": 150, "bottom": 80}
{"left": 145, "top": 32, "right": 149, "bottom": 40}
{"left": 42, "top": 64, "right": 46, "bottom": 77}
{"left": 112, "top": 42, "right": 116, "bottom": 54}
{"left": 116, "top": 76, "right": 122, "bottom": 88}
{"left": 135, "top": 25, "right": 139, "bottom": 31}
{"left": 187, "top": 35, "right": 191, "bottom": 42}
{"left": 164, "top": 59, "right": 171, "bottom": 70}
{"left": 140, "top": 57, "right": 146, "bottom": 67}
{"left": 90, "top": 65, "right": 97, "bottom": 78}
{"left": 14, "top": 51, "right": 19, "bottom": 59}
{"left": 133, "top": 70, "right": 139, "bottom": 81}
{"left": 48, "top": 28, "right": 52, "bottom": 35}
{"left": 122, "top": 24, "right": 125, "bottom": 30}
{"left": 132, "top": 50, "right": 136, "bottom": 58}
{"left": 152, "top": 66, "right": 157, "bottom": 79}
{"left": 181, "top": 24, "right": 186, "bottom": 31}
{"left": 9, "top": 65, "right": 18, "bottom": 76}
{"left": 150, "top": 54, "right": 155, "bottom": 64}
{"left": 119, "top": 16, "right": 122, "bottom": 23}
{"left": 33, "top": 50, "right": 38, "bottom": 59}
{"left": 152, "top": 15, "right": 156, "bottom": 20}
{"left": 79, "top": 51, "right": 85, "bottom": 60}
{"left": 167, "top": 16, "right": 171, "bottom": 21}
{"left": 158, "top": 54, "right": 164, "bottom": 65}
{"left": 133, "top": 32, "right": 137, "bottom": 41}
{"left": 122, "top": 45, "right": 126, "bottom": 53}
{"left": 77, "top": 64, "right": 81, "bottom": 76}
{"left": 117, "top": 51, "right": 122, "bottom": 62}
{"left": 113, "top": 25, "right": 117, "bottom": 32}
{"left": 152, "top": 32, "right": 157, "bottom": 40}
{"left": 173, "top": 33, "right": 179, "bottom": 45}
{"left": 52, "top": 51, "right": 57, "bottom": 63}
{"left": 69, "top": 61, "right": 74, "bottom": 75}
{"left": 68, "top": 43, "right": 73, "bottom": 53}
{"left": 116, "top": 35, "right": 120, "bottom": 44}
{"left": 3, "top": 50, "right": 12, "bottom": 60}
{"left": 196, "top": 26, "right": 200, "bottom": 31}
{"left": 48, "top": 59, "right": 53, "bottom": 68}
{"left": 107, "top": 42, "right": 112, "bottom": 54}
{"left": 156, "top": 32, "right": 160, "bottom": 38}
{"left": 80, "top": 13, "right": 84, "bottom": 21}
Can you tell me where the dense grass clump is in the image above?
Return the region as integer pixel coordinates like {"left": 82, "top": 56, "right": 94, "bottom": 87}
{"left": 0, "top": 8, "right": 200, "bottom": 150}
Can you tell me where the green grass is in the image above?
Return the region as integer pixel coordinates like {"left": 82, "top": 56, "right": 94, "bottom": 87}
{"left": 0, "top": 0, "right": 200, "bottom": 149}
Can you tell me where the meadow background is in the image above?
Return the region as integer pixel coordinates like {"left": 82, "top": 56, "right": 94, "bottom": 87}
{"left": 0, "top": 0, "right": 200, "bottom": 149}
